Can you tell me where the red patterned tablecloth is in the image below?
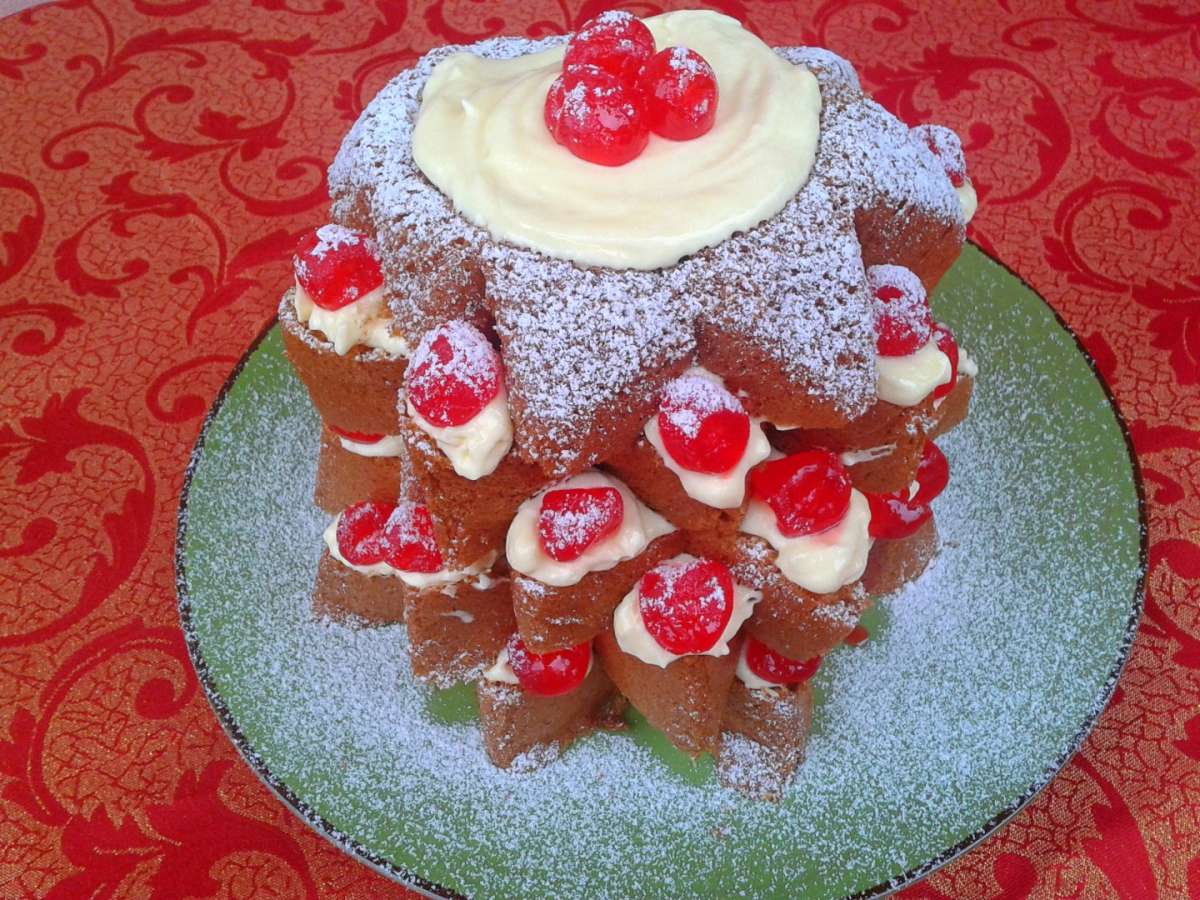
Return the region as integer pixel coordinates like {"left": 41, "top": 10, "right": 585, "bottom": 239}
{"left": 1, "top": 1, "right": 1197, "bottom": 896}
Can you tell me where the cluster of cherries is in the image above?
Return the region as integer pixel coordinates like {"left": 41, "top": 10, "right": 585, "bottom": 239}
{"left": 335, "top": 500, "right": 444, "bottom": 573}
{"left": 544, "top": 11, "right": 719, "bottom": 166}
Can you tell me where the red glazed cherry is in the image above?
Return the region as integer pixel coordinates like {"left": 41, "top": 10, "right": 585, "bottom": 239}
{"left": 638, "top": 557, "right": 735, "bottom": 655}
{"left": 544, "top": 74, "right": 566, "bottom": 139}
{"left": 380, "top": 503, "right": 443, "bottom": 573}
{"left": 554, "top": 64, "right": 649, "bottom": 166}
{"left": 865, "top": 441, "right": 948, "bottom": 539}
{"left": 911, "top": 123, "right": 967, "bottom": 188}
{"left": 866, "top": 489, "right": 931, "bottom": 541}
{"left": 328, "top": 423, "right": 384, "bottom": 445}
{"left": 537, "top": 486, "right": 624, "bottom": 562}
{"left": 913, "top": 439, "right": 949, "bottom": 504}
{"left": 639, "top": 46, "right": 719, "bottom": 140}
{"left": 335, "top": 500, "right": 395, "bottom": 565}
{"left": 407, "top": 321, "right": 502, "bottom": 428}
{"left": 745, "top": 637, "right": 822, "bottom": 685}
{"left": 294, "top": 224, "right": 383, "bottom": 311}
{"left": 932, "top": 323, "right": 960, "bottom": 400}
{"left": 506, "top": 635, "right": 591, "bottom": 697}
{"left": 749, "top": 451, "right": 852, "bottom": 538}
{"left": 868, "top": 264, "right": 933, "bottom": 357}
{"left": 563, "top": 10, "right": 655, "bottom": 86}
{"left": 657, "top": 374, "right": 750, "bottom": 474}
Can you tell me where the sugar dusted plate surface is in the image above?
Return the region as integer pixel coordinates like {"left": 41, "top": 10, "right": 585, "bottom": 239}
{"left": 177, "top": 245, "right": 1143, "bottom": 899}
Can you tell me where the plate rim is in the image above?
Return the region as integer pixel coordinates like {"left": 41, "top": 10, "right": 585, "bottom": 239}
{"left": 174, "top": 246, "right": 1148, "bottom": 899}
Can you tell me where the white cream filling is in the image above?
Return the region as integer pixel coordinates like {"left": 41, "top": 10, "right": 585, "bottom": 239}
{"left": 612, "top": 554, "right": 758, "bottom": 668}
{"left": 406, "top": 391, "right": 512, "bottom": 480}
{"left": 294, "top": 283, "right": 408, "bottom": 357}
{"left": 483, "top": 646, "right": 520, "bottom": 684}
{"left": 643, "top": 367, "right": 770, "bottom": 509}
{"left": 740, "top": 490, "right": 872, "bottom": 594}
{"left": 411, "top": 10, "right": 821, "bottom": 270}
{"left": 735, "top": 641, "right": 781, "bottom": 690}
{"left": 839, "top": 444, "right": 896, "bottom": 467}
{"left": 322, "top": 516, "right": 495, "bottom": 589}
{"left": 958, "top": 347, "right": 979, "bottom": 378}
{"left": 876, "top": 338, "right": 953, "bottom": 407}
{"left": 956, "top": 178, "right": 978, "bottom": 224}
{"left": 506, "top": 471, "right": 675, "bottom": 587}
{"left": 337, "top": 433, "right": 406, "bottom": 458}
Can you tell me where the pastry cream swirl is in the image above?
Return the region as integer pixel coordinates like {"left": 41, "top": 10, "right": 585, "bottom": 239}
{"left": 411, "top": 10, "right": 822, "bottom": 270}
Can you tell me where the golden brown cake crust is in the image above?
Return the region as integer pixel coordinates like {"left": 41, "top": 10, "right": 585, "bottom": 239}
{"left": 310, "top": 551, "right": 407, "bottom": 626}
{"left": 280, "top": 290, "right": 407, "bottom": 435}
{"left": 314, "top": 427, "right": 403, "bottom": 514}
{"left": 476, "top": 664, "right": 627, "bottom": 770}
{"left": 718, "top": 681, "right": 813, "bottom": 800}
{"left": 595, "top": 628, "right": 739, "bottom": 757}
{"left": 405, "top": 577, "right": 516, "bottom": 688}
{"left": 862, "top": 515, "right": 940, "bottom": 597}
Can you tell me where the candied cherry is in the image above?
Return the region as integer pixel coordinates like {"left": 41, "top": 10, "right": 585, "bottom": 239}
{"left": 551, "top": 64, "right": 649, "bottom": 166}
{"left": 328, "top": 423, "right": 384, "bottom": 445}
{"left": 867, "top": 264, "right": 933, "bottom": 357}
{"left": 638, "top": 557, "right": 735, "bottom": 655}
{"left": 407, "top": 321, "right": 503, "bottom": 428}
{"left": 749, "top": 451, "right": 852, "bottom": 538}
{"left": 294, "top": 224, "right": 383, "bottom": 311}
{"left": 335, "top": 500, "right": 395, "bottom": 565}
{"left": 537, "top": 486, "right": 624, "bottom": 562}
{"left": 506, "top": 635, "right": 591, "bottom": 696}
{"left": 744, "top": 637, "right": 822, "bottom": 685}
{"left": 865, "top": 441, "right": 949, "bottom": 539}
{"left": 563, "top": 10, "right": 656, "bottom": 86}
{"left": 657, "top": 374, "right": 750, "bottom": 474}
{"left": 639, "top": 46, "right": 719, "bottom": 140}
{"left": 932, "top": 324, "right": 960, "bottom": 400}
{"left": 911, "top": 123, "right": 967, "bottom": 187}
{"left": 380, "top": 503, "right": 443, "bottom": 573}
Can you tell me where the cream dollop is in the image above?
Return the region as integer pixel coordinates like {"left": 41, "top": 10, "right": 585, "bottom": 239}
{"left": 294, "top": 285, "right": 408, "bottom": 357}
{"left": 734, "top": 641, "right": 781, "bottom": 690}
{"left": 956, "top": 178, "right": 978, "bottom": 224}
{"left": 411, "top": 10, "right": 821, "bottom": 270}
{"left": 322, "top": 516, "right": 494, "bottom": 589}
{"left": 406, "top": 391, "right": 513, "bottom": 480}
{"left": 876, "top": 338, "right": 953, "bottom": 406}
{"left": 613, "top": 554, "right": 758, "bottom": 668}
{"left": 839, "top": 444, "right": 896, "bottom": 467}
{"left": 958, "top": 346, "right": 979, "bottom": 378}
{"left": 337, "top": 433, "right": 406, "bottom": 458}
{"left": 506, "top": 471, "right": 675, "bottom": 587}
{"left": 740, "top": 490, "right": 872, "bottom": 594}
{"left": 643, "top": 367, "right": 771, "bottom": 508}
{"left": 483, "top": 646, "right": 520, "bottom": 684}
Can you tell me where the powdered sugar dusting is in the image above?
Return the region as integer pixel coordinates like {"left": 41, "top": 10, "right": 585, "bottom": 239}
{"left": 183, "top": 280, "right": 1142, "bottom": 896}
{"left": 661, "top": 373, "right": 742, "bottom": 439}
{"left": 326, "top": 36, "right": 966, "bottom": 473}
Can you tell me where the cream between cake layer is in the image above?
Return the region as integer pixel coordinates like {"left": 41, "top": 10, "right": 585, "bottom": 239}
{"left": 741, "top": 490, "right": 872, "bottom": 594}
{"left": 734, "top": 642, "right": 782, "bottom": 690}
{"left": 643, "top": 367, "right": 771, "bottom": 509}
{"left": 338, "top": 433, "right": 406, "bottom": 457}
{"left": 613, "top": 553, "right": 758, "bottom": 668}
{"left": 410, "top": 10, "right": 821, "bottom": 270}
{"left": 839, "top": 444, "right": 897, "bottom": 467}
{"left": 293, "top": 284, "right": 409, "bottom": 357}
{"left": 506, "top": 471, "right": 675, "bottom": 587}
{"left": 407, "top": 391, "right": 513, "bottom": 480}
{"left": 876, "top": 338, "right": 953, "bottom": 406}
{"left": 483, "top": 646, "right": 520, "bottom": 684}
{"left": 956, "top": 179, "right": 978, "bottom": 224}
{"left": 322, "top": 516, "right": 495, "bottom": 589}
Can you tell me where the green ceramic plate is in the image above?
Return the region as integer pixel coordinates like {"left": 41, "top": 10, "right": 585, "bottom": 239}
{"left": 176, "top": 245, "right": 1144, "bottom": 899}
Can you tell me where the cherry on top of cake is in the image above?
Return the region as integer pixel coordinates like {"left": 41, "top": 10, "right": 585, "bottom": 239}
{"left": 748, "top": 451, "right": 853, "bottom": 539}
{"left": 636, "top": 556, "right": 735, "bottom": 656}
{"left": 865, "top": 441, "right": 950, "bottom": 540}
{"left": 743, "top": 637, "right": 822, "bottom": 686}
{"left": 656, "top": 373, "right": 750, "bottom": 475}
{"left": 326, "top": 12, "right": 973, "bottom": 476}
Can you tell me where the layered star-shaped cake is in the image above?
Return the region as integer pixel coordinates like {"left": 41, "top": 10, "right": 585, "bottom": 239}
{"left": 280, "top": 8, "right": 980, "bottom": 796}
